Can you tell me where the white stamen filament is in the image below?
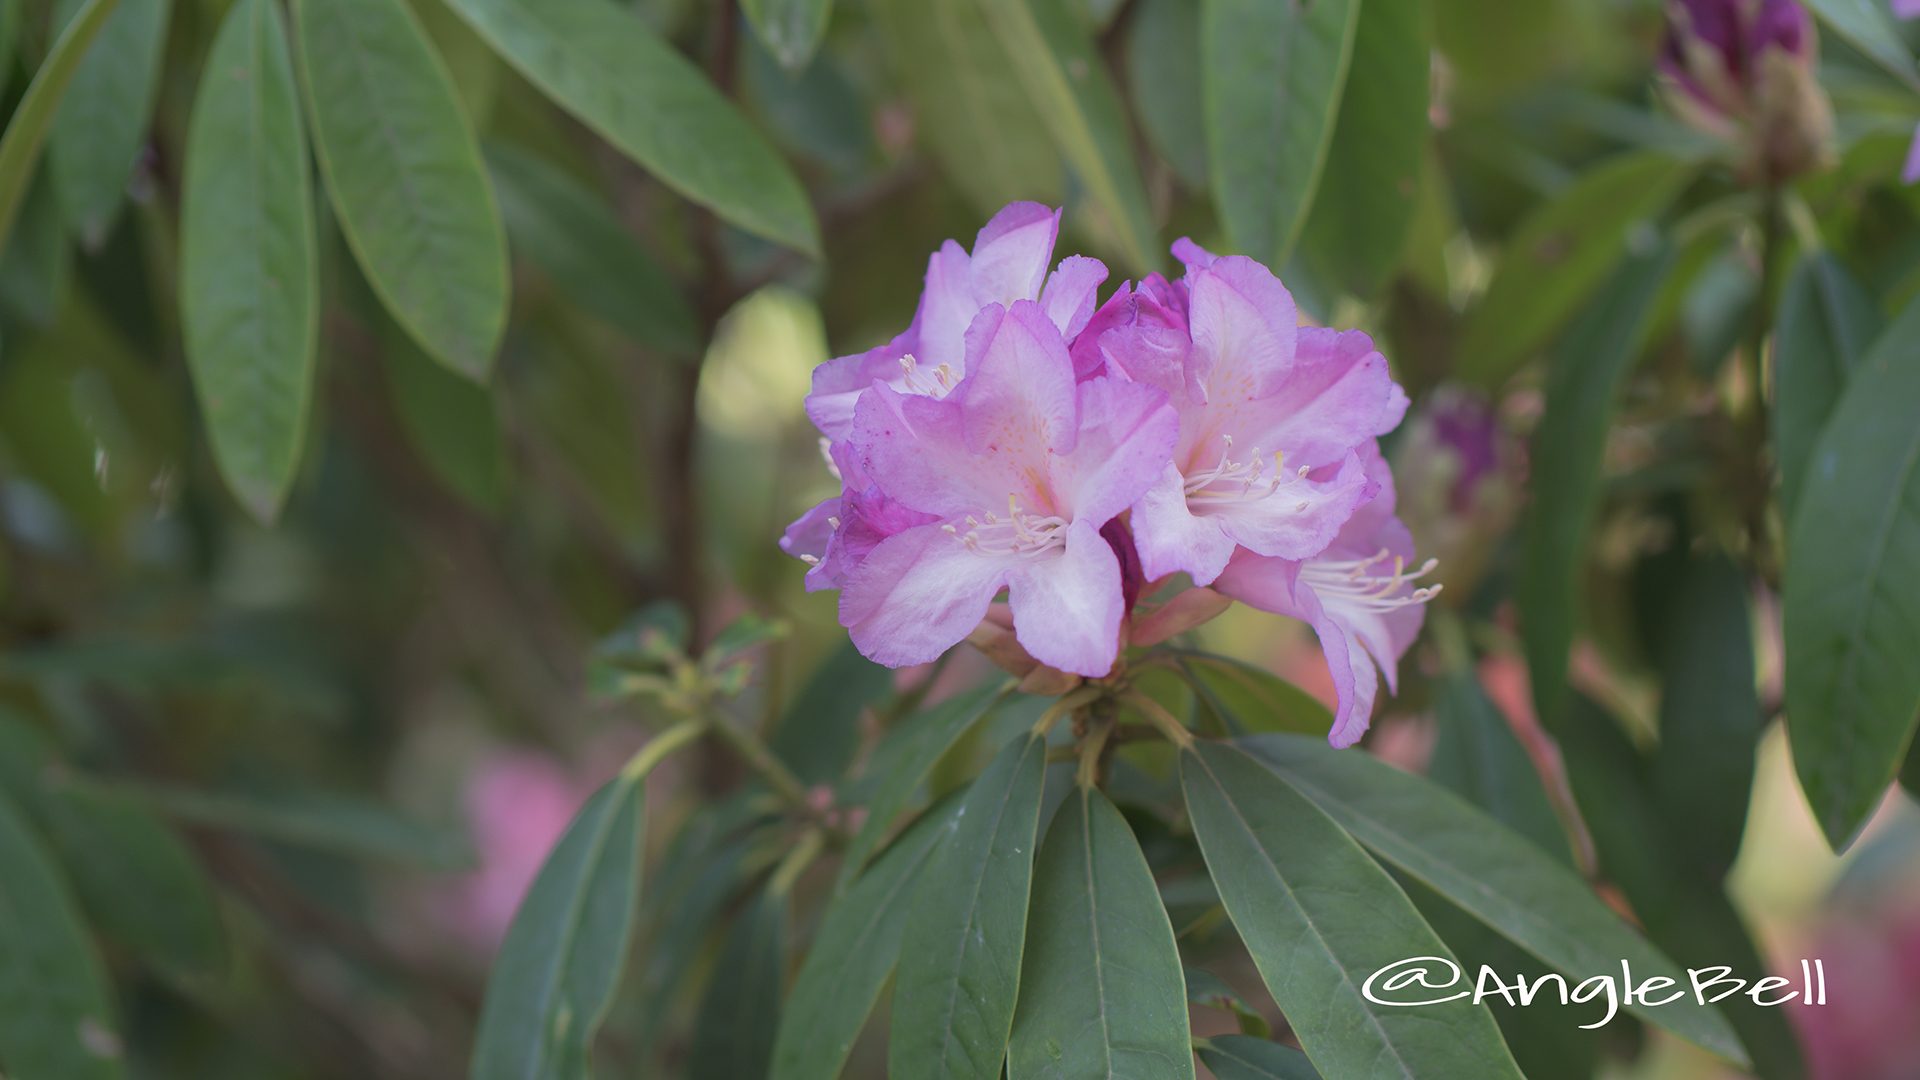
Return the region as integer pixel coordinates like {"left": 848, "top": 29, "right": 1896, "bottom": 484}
{"left": 1184, "top": 435, "right": 1305, "bottom": 505}
{"left": 897, "top": 353, "right": 959, "bottom": 398}
{"left": 946, "top": 493, "right": 1069, "bottom": 558}
{"left": 1301, "top": 548, "right": 1444, "bottom": 612}
{"left": 819, "top": 437, "right": 842, "bottom": 482}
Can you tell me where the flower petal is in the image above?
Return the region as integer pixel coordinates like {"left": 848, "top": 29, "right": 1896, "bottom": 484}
{"left": 1131, "top": 463, "right": 1241, "bottom": 585}
{"left": 1050, "top": 375, "right": 1180, "bottom": 525}
{"left": 1007, "top": 519, "right": 1124, "bottom": 676}
{"left": 1212, "top": 552, "right": 1380, "bottom": 747}
{"left": 969, "top": 202, "right": 1061, "bottom": 302}
{"left": 1904, "top": 121, "right": 1920, "bottom": 186}
{"left": 839, "top": 524, "right": 1013, "bottom": 668}
{"left": 1207, "top": 448, "right": 1377, "bottom": 561}
{"left": 953, "top": 301, "right": 1080, "bottom": 459}
{"left": 1186, "top": 256, "right": 1298, "bottom": 409}
{"left": 1039, "top": 254, "right": 1109, "bottom": 340}
{"left": 1238, "top": 328, "right": 1407, "bottom": 468}
{"left": 849, "top": 381, "right": 1028, "bottom": 518}
{"left": 805, "top": 333, "right": 912, "bottom": 440}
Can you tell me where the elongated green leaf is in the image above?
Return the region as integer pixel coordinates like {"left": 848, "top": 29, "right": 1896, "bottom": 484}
{"left": 0, "top": 164, "right": 73, "bottom": 325}
{"left": 472, "top": 772, "right": 645, "bottom": 1080}
{"left": 293, "top": 0, "right": 507, "bottom": 379}
{"left": 1804, "top": 0, "right": 1919, "bottom": 90}
{"left": 0, "top": 791, "right": 123, "bottom": 1080}
{"left": 1009, "top": 788, "right": 1194, "bottom": 1080}
{"left": 770, "top": 642, "right": 894, "bottom": 785}
{"left": 1298, "top": 0, "right": 1428, "bottom": 297}
{"left": 1176, "top": 651, "right": 1333, "bottom": 737}
{"left": 869, "top": 0, "right": 1063, "bottom": 215}
{"left": 833, "top": 680, "right": 1007, "bottom": 891}
{"left": 689, "top": 888, "right": 786, "bottom": 1080}
{"left": 1519, "top": 243, "right": 1675, "bottom": 727}
{"left": 890, "top": 733, "right": 1047, "bottom": 1080}
{"left": 1180, "top": 742, "right": 1522, "bottom": 1078}
{"left": 181, "top": 0, "right": 318, "bottom": 523}
{"left": 1240, "top": 734, "right": 1749, "bottom": 1065}
{"left": 382, "top": 327, "right": 509, "bottom": 511}
{"left": 1203, "top": 0, "right": 1359, "bottom": 268}
{"left": 1774, "top": 252, "right": 1880, "bottom": 520}
{"left": 443, "top": 0, "right": 818, "bottom": 254}
{"left": 976, "top": 0, "right": 1158, "bottom": 272}
{"left": 47, "top": 0, "right": 168, "bottom": 243}
{"left": 1649, "top": 555, "right": 1759, "bottom": 880}
{"left": 1125, "top": 0, "right": 1205, "bottom": 190}
{"left": 1458, "top": 153, "right": 1693, "bottom": 386}
{"left": 127, "top": 782, "right": 474, "bottom": 869}
{"left": 1426, "top": 670, "right": 1570, "bottom": 865}
{"left": 744, "top": 0, "right": 831, "bottom": 71}
{"left": 771, "top": 797, "right": 958, "bottom": 1080}
{"left": 0, "top": 0, "right": 121, "bottom": 253}
{"left": 484, "top": 142, "right": 699, "bottom": 355}
{"left": 1786, "top": 293, "right": 1920, "bottom": 849}
{"left": 1184, "top": 968, "right": 1270, "bottom": 1037}
{"left": 40, "top": 780, "right": 228, "bottom": 980}
{"left": 1196, "top": 1036, "right": 1319, "bottom": 1080}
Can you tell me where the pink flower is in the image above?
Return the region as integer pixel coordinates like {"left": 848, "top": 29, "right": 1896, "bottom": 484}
{"left": 1099, "top": 241, "right": 1407, "bottom": 585}
{"left": 1904, "top": 123, "right": 1920, "bottom": 186}
{"left": 447, "top": 752, "right": 591, "bottom": 950}
{"left": 803, "top": 202, "right": 1107, "bottom": 441}
{"left": 1214, "top": 445, "right": 1438, "bottom": 747}
{"left": 835, "top": 301, "right": 1178, "bottom": 677}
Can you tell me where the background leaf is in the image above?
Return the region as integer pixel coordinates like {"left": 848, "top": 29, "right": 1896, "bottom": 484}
{"left": 1773, "top": 252, "right": 1880, "bottom": 521}
{"left": 743, "top": 0, "right": 831, "bottom": 72}
{"left": 0, "top": 0, "right": 122, "bottom": 252}
{"left": 1196, "top": 1036, "right": 1320, "bottom": 1080}
{"left": 1124, "top": 0, "right": 1205, "bottom": 191}
{"left": 689, "top": 887, "right": 787, "bottom": 1080}
{"left": 47, "top": 0, "right": 168, "bottom": 243}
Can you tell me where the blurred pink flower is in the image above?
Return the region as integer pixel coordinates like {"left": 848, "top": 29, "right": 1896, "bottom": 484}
{"left": 1794, "top": 903, "right": 1920, "bottom": 1078}
{"left": 447, "top": 750, "right": 591, "bottom": 950}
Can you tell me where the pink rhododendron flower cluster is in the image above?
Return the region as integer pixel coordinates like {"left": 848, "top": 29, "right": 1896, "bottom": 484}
{"left": 783, "top": 204, "right": 1439, "bottom": 746}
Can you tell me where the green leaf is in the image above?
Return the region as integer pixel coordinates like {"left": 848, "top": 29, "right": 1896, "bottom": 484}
{"left": 382, "top": 326, "right": 509, "bottom": 511}
{"left": 688, "top": 888, "right": 786, "bottom": 1080}
{"left": 1185, "top": 968, "right": 1270, "bottom": 1037}
{"left": 975, "top": 0, "right": 1159, "bottom": 272}
{"left": 833, "top": 680, "right": 1007, "bottom": 892}
{"left": 771, "top": 796, "right": 959, "bottom": 1080}
{"left": 1649, "top": 554, "right": 1759, "bottom": 881}
{"left": 769, "top": 642, "right": 894, "bottom": 785}
{"left": 1239, "top": 734, "right": 1749, "bottom": 1065}
{"left": 0, "top": 0, "right": 122, "bottom": 254}
{"left": 1179, "top": 742, "right": 1522, "bottom": 1079}
{"left": 1773, "top": 252, "right": 1880, "bottom": 520}
{"left": 1175, "top": 737, "right": 1520, "bottom": 1076}
{"left": 484, "top": 142, "right": 699, "bottom": 355}
{"left": 472, "top": 772, "right": 645, "bottom": 1080}
{"left": 1196, "top": 1036, "right": 1320, "bottom": 1080}
{"left": 1176, "top": 651, "right": 1333, "bottom": 737}
{"left": 1298, "top": 0, "right": 1428, "bottom": 297}
{"left": 1518, "top": 242, "right": 1676, "bottom": 727}
{"left": 869, "top": 0, "right": 1064, "bottom": 216}
{"left": 443, "top": 0, "right": 819, "bottom": 254}
{"left": 1786, "top": 293, "right": 1920, "bottom": 849}
{"left": 1458, "top": 153, "right": 1693, "bottom": 386}
{"left": 1124, "top": 0, "right": 1205, "bottom": 190}
{"left": 39, "top": 780, "right": 228, "bottom": 980}
{"left": 890, "top": 733, "right": 1047, "bottom": 1080}
{"left": 293, "top": 0, "right": 508, "bottom": 379}
{"left": 0, "top": 163, "right": 73, "bottom": 325}
{"left": 180, "top": 0, "right": 319, "bottom": 523}
{"left": 1426, "top": 670, "right": 1571, "bottom": 865}
{"left": 1008, "top": 788, "right": 1194, "bottom": 1080}
{"left": 1804, "top": 0, "right": 1919, "bottom": 90}
{"left": 1202, "top": 0, "right": 1360, "bottom": 268}
{"left": 127, "top": 782, "right": 474, "bottom": 870}
{"left": 47, "top": 0, "right": 168, "bottom": 243}
{"left": 743, "top": 0, "right": 831, "bottom": 72}
{"left": 0, "top": 791, "right": 123, "bottom": 1080}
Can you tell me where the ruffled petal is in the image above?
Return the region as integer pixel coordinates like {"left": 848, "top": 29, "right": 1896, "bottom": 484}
{"left": 1039, "top": 255, "right": 1109, "bottom": 340}
{"left": 1238, "top": 328, "right": 1406, "bottom": 469}
{"left": 1007, "top": 519, "right": 1124, "bottom": 677}
{"left": 1212, "top": 552, "right": 1380, "bottom": 747}
{"left": 1206, "top": 449, "right": 1377, "bottom": 561}
{"left": 969, "top": 202, "right": 1061, "bottom": 303}
{"left": 1130, "top": 463, "right": 1241, "bottom": 585}
{"left": 1186, "top": 256, "right": 1299, "bottom": 408}
{"left": 953, "top": 301, "right": 1080, "bottom": 458}
{"left": 1050, "top": 375, "right": 1180, "bottom": 525}
{"left": 849, "top": 382, "right": 1026, "bottom": 518}
{"left": 840, "top": 524, "right": 1014, "bottom": 668}
{"left": 805, "top": 333, "right": 913, "bottom": 440}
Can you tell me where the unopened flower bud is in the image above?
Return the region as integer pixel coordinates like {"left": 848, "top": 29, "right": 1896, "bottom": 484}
{"left": 1659, "top": 0, "right": 1834, "bottom": 182}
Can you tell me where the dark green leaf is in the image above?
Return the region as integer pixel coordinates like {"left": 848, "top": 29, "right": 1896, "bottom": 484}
{"left": 889, "top": 733, "right": 1047, "bottom": 1080}
{"left": 293, "top": 0, "right": 508, "bottom": 379}
{"left": 1008, "top": 788, "right": 1194, "bottom": 1079}
{"left": 976, "top": 0, "right": 1158, "bottom": 272}
{"left": 1176, "top": 651, "right": 1333, "bottom": 737}
{"left": 484, "top": 142, "right": 699, "bottom": 355}
{"left": 181, "top": 0, "right": 319, "bottom": 523}
{"left": 444, "top": 0, "right": 819, "bottom": 254}
{"left": 47, "top": 0, "right": 168, "bottom": 243}
{"left": 1184, "top": 968, "right": 1269, "bottom": 1037}
{"left": 472, "top": 772, "right": 645, "bottom": 1080}
{"left": 771, "top": 797, "right": 958, "bottom": 1080}
{"left": 1240, "top": 733, "right": 1748, "bottom": 1065}
{"left": 0, "top": 0, "right": 122, "bottom": 253}
{"left": 689, "top": 888, "right": 786, "bottom": 1080}
{"left": 0, "top": 163, "right": 73, "bottom": 325}
{"left": 869, "top": 0, "right": 1064, "bottom": 216}
{"left": 1299, "top": 0, "right": 1429, "bottom": 297}
{"left": 1519, "top": 243, "right": 1676, "bottom": 727}
{"left": 1458, "top": 153, "right": 1693, "bottom": 386}
{"left": 1124, "top": 0, "right": 1205, "bottom": 191}
{"left": 128, "top": 782, "right": 474, "bottom": 870}
{"left": 1803, "top": 0, "right": 1919, "bottom": 90}
{"left": 1786, "top": 293, "right": 1920, "bottom": 848}
{"left": 382, "top": 326, "right": 509, "bottom": 511}
{"left": 770, "top": 642, "right": 894, "bottom": 785}
{"left": 1180, "top": 742, "right": 1522, "bottom": 1079}
{"left": 1196, "top": 1035, "right": 1319, "bottom": 1080}
{"left": 1203, "top": 0, "right": 1360, "bottom": 268}
{"left": 743, "top": 0, "right": 831, "bottom": 72}
{"left": 1773, "top": 252, "right": 1880, "bottom": 520}
{"left": 0, "top": 790, "right": 123, "bottom": 1080}
{"left": 1426, "top": 669, "right": 1571, "bottom": 865}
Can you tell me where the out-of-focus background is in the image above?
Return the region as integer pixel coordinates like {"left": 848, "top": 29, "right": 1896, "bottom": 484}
{"left": 2, "top": 0, "right": 1919, "bottom": 1076}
